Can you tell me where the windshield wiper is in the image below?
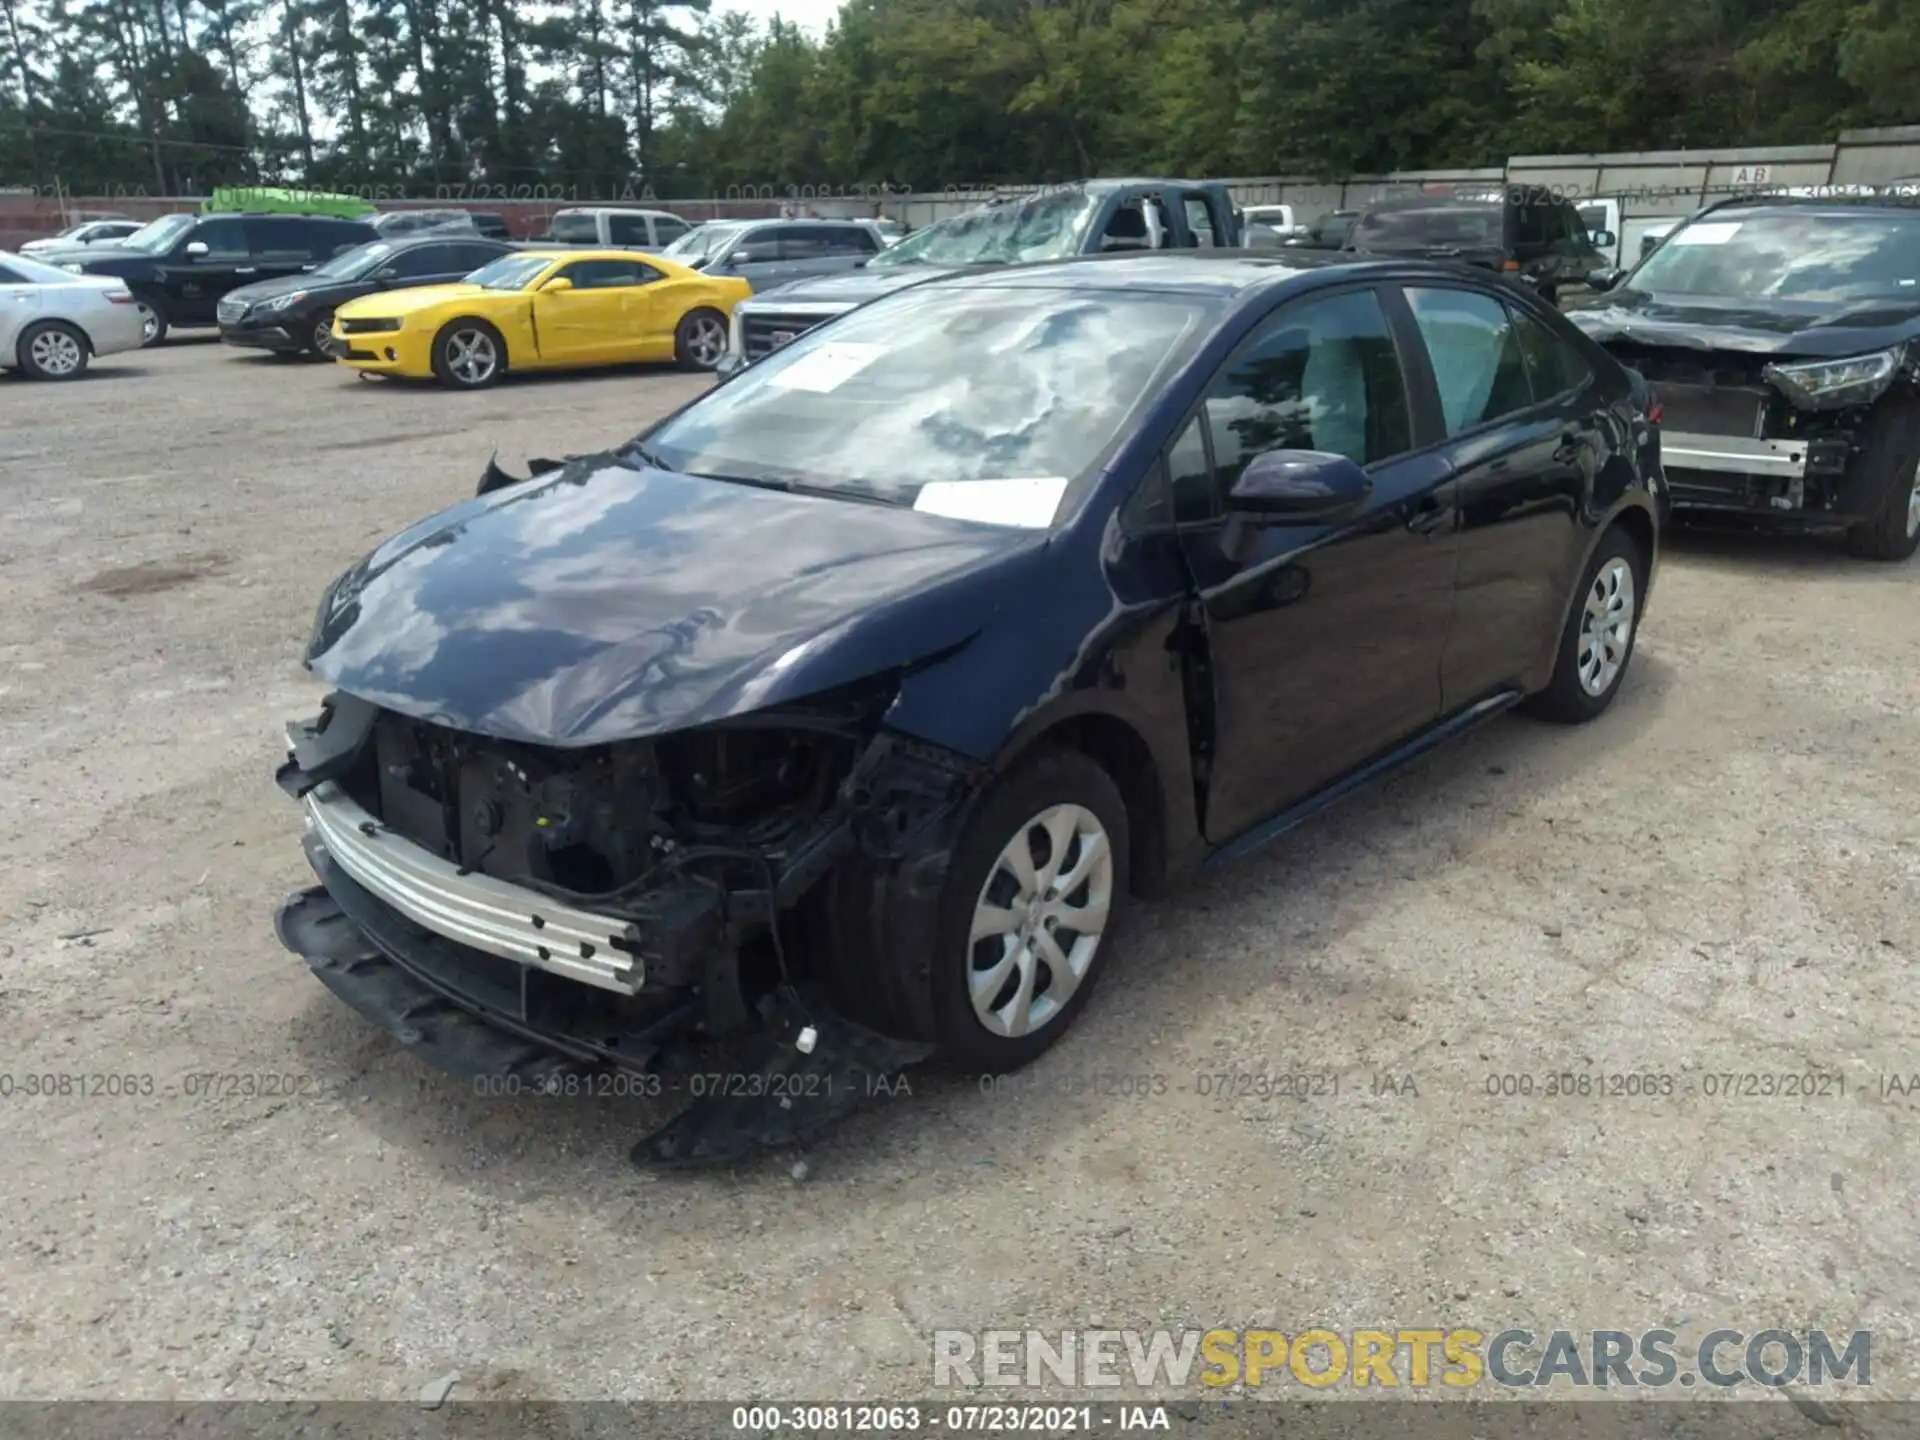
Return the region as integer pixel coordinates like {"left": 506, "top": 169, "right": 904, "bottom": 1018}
{"left": 618, "top": 439, "right": 678, "bottom": 472}
{"left": 694, "top": 472, "right": 906, "bottom": 507}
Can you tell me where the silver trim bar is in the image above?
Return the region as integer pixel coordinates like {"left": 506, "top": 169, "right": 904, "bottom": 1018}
{"left": 1661, "top": 432, "right": 1808, "bottom": 479}
{"left": 302, "top": 778, "right": 646, "bottom": 995}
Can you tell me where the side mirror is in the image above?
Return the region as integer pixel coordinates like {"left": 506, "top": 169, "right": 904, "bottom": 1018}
{"left": 184, "top": 240, "right": 209, "bottom": 259}
{"left": 1592, "top": 229, "right": 1618, "bottom": 249}
{"left": 373, "top": 267, "right": 397, "bottom": 280}
{"left": 1587, "top": 267, "right": 1626, "bottom": 292}
{"left": 1227, "top": 450, "right": 1371, "bottom": 523}
{"left": 542, "top": 276, "right": 574, "bottom": 293}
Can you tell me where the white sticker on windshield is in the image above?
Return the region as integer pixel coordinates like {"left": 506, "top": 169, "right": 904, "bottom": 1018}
{"left": 1671, "top": 222, "right": 1743, "bottom": 246}
{"left": 913, "top": 477, "right": 1069, "bottom": 529}
{"left": 765, "top": 340, "right": 887, "bottom": 393}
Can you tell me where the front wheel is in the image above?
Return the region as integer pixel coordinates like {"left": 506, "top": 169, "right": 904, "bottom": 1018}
{"left": 134, "top": 298, "right": 168, "bottom": 347}
{"left": 1523, "top": 525, "right": 1646, "bottom": 724}
{"left": 928, "top": 748, "right": 1131, "bottom": 1071}
{"left": 1844, "top": 404, "right": 1920, "bottom": 561}
{"left": 430, "top": 319, "right": 504, "bottom": 389}
{"left": 306, "top": 309, "right": 336, "bottom": 358}
{"left": 674, "top": 308, "right": 729, "bottom": 372}
{"left": 16, "top": 320, "right": 90, "bottom": 379}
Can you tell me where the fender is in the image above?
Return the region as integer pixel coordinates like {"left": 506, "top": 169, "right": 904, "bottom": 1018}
{"left": 1522, "top": 492, "right": 1660, "bottom": 694}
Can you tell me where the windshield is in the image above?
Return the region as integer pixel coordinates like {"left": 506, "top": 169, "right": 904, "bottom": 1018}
{"left": 121, "top": 214, "right": 196, "bottom": 254}
{"left": 312, "top": 240, "right": 395, "bottom": 280}
{"left": 869, "top": 189, "right": 1101, "bottom": 268}
{"left": 1356, "top": 206, "right": 1502, "bottom": 250}
{"left": 1627, "top": 207, "right": 1920, "bottom": 301}
{"left": 465, "top": 254, "right": 554, "bottom": 290}
{"left": 642, "top": 282, "right": 1218, "bottom": 521}
{"left": 667, "top": 223, "right": 744, "bottom": 261}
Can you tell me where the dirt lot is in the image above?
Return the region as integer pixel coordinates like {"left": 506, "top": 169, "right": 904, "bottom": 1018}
{"left": 2, "top": 339, "right": 1918, "bottom": 1407}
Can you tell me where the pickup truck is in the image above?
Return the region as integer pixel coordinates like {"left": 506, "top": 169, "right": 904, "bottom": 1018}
{"left": 722, "top": 178, "right": 1243, "bottom": 365}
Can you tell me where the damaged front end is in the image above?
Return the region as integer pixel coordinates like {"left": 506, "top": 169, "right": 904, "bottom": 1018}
{"left": 1610, "top": 339, "right": 1916, "bottom": 522}
{"left": 274, "top": 677, "right": 980, "bottom": 1166}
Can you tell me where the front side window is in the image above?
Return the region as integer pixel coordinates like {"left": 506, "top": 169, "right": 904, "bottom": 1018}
{"left": 1404, "top": 286, "right": 1533, "bottom": 433}
{"left": 192, "top": 219, "right": 248, "bottom": 260}
{"left": 643, "top": 284, "right": 1222, "bottom": 519}
{"left": 556, "top": 258, "right": 656, "bottom": 289}
{"left": 468, "top": 254, "right": 556, "bottom": 291}
{"left": 1199, "top": 289, "right": 1413, "bottom": 500}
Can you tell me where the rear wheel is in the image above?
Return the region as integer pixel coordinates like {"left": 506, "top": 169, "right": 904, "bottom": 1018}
{"left": 16, "top": 320, "right": 89, "bottom": 380}
{"left": 1845, "top": 402, "right": 1920, "bottom": 562}
{"left": 1523, "top": 525, "right": 1646, "bottom": 724}
{"left": 430, "top": 319, "right": 504, "bottom": 389}
{"left": 674, "top": 308, "right": 728, "bottom": 372}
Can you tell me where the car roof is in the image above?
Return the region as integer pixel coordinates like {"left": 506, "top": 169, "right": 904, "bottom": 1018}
{"left": 379, "top": 233, "right": 509, "bottom": 251}
{"left": 913, "top": 250, "right": 1478, "bottom": 297}
{"left": 1359, "top": 195, "right": 1506, "bottom": 215}
{"left": 553, "top": 206, "right": 681, "bottom": 217}
{"left": 1703, "top": 190, "right": 1920, "bottom": 217}
{"left": 514, "top": 247, "right": 671, "bottom": 263}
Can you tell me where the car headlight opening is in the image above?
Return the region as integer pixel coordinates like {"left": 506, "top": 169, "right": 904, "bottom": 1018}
{"left": 1763, "top": 345, "right": 1907, "bottom": 410}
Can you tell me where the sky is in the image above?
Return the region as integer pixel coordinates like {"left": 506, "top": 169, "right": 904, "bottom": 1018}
{"left": 724, "top": 0, "right": 846, "bottom": 38}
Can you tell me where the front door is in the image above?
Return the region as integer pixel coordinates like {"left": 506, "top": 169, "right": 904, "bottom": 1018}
{"left": 532, "top": 257, "right": 660, "bottom": 364}
{"left": 1173, "top": 285, "right": 1461, "bottom": 844}
{"left": 162, "top": 216, "right": 250, "bottom": 323}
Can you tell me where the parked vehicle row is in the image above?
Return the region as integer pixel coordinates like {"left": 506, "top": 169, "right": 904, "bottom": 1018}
{"left": 0, "top": 249, "right": 144, "bottom": 378}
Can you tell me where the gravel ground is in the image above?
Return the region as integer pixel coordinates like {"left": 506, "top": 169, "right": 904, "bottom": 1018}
{"left": 2, "top": 339, "right": 1918, "bottom": 1409}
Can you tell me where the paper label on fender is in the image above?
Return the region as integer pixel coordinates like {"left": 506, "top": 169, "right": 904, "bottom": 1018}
{"left": 913, "top": 477, "right": 1069, "bottom": 529}
{"left": 1672, "top": 222, "right": 1742, "bottom": 246}
{"left": 765, "top": 340, "right": 886, "bottom": 392}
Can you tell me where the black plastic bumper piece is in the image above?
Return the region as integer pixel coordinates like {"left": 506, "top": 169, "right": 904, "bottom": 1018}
{"left": 276, "top": 875, "right": 934, "bottom": 1167}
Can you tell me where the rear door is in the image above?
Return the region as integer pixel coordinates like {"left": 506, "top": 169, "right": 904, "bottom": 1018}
{"left": 1395, "top": 283, "right": 1600, "bottom": 707}
{"left": 1173, "top": 284, "right": 1459, "bottom": 842}
{"left": 247, "top": 217, "right": 326, "bottom": 284}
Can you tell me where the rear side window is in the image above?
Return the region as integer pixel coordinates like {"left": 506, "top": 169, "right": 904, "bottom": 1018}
{"left": 1512, "top": 309, "right": 1593, "bottom": 401}
{"left": 606, "top": 212, "right": 652, "bottom": 245}
{"left": 245, "top": 219, "right": 311, "bottom": 262}
{"left": 1404, "top": 286, "right": 1534, "bottom": 432}
{"left": 1182, "top": 197, "right": 1218, "bottom": 248}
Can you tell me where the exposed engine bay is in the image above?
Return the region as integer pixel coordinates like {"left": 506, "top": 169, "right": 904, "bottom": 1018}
{"left": 275, "top": 677, "right": 980, "bottom": 1165}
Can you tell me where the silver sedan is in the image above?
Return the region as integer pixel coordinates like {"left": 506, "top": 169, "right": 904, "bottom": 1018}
{"left": 0, "top": 250, "right": 146, "bottom": 380}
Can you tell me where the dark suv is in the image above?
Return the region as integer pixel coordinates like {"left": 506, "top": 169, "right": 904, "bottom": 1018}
{"left": 218, "top": 234, "right": 514, "bottom": 357}
{"left": 1570, "top": 189, "right": 1920, "bottom": 560}
{"left": 65, "top": 212, "right": 379, "bottom": 346}
{"left": 1339, "top": 190, "right": 1610, "bottom": 303}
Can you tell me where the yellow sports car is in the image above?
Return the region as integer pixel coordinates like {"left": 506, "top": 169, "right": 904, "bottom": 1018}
{"left": 327, "top": 248, "right": 751, "bottom": 389}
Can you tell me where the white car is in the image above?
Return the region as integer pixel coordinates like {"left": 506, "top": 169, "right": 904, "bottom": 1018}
{"left": 0, "top": 250, "right": 145, "bottom": 379}
{"left": 19, "top": 219, "right": 141, "bottom": 255}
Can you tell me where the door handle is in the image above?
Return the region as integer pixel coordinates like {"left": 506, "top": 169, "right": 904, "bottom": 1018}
{"left": 234, "top": 267, "right": 256, "bottom": 274}
{"left": 1407, "top": 498, "right": 1451, "bottom": 535}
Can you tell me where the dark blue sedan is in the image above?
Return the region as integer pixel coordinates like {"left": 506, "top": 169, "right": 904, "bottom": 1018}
{"left": 275, "top": 252, "right": 1664, "bottom": 1164}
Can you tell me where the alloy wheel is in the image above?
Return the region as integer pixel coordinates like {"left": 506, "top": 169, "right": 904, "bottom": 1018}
{"left": 446, "top": 329, "right": 497, "bottom": 385}
{"left": 28, "top": 328, "right": 84, "bottom": 377}
{"left": 313, "top": 315, "right": 334, "bottom": 353}
{"left": 967, "top": 803, "right": 1114, "bottom": 1039}
{"left": 1905, "top": 458, "right": 1920, "bottom": 539}
{"left": 136, "top": 302, "right": 159, "bottom": 344}
{"left": 685, "top": 314, "right": 726, "bottom": 368}
{"left": 1577, "top": 557, "right": 1636, "bottom": 697}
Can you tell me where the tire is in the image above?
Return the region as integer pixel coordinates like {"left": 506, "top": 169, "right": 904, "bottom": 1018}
{"left": 1523, "top": 525, "right": 1646, "bottom": 724}
{"left": 15, "top": 320, "right": 90, "bottom": 380}
{"left": 922, "top": 748, "right": 1133, "bottom": 1072}
{"left": 1844, "top": 402, "right": 1920, "bottom": 562}
{"left": 674, "top": 308, "right": 729, "bottom": 372}
{"left": 430, "top": 318, "right": 505, "bottom": 389}
{"left": 305, "top": 309, "right": 336, "bottom": 358}
{"left": 134, "top": 298, "right": 168, "bottom": 347}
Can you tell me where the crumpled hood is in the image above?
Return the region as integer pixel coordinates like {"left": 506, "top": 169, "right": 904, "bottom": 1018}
{"left": 748, "top": 264, "right": 963, "bottom": 309}
{"left": 1567, "top": 287, "right": 1920, "bottom": 359}
{"left": 305, "top": 454, "right": 1049, "bottom": 747}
